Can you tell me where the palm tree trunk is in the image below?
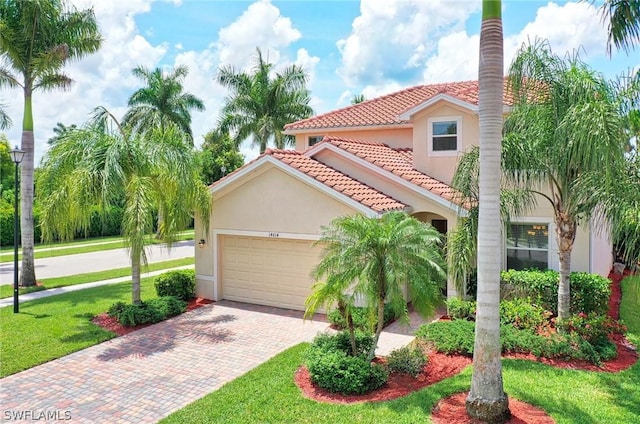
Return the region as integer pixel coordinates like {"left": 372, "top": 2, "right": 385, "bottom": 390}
{"left": 20, "top": 88, "right": 36, "bottom": 287}
{"left": 131, "top": 253, "right": 142, "bottom": 304}
{"left": 339, "top": 299, "right": 358, "bottom": 356}
{"left": 555, "top": 214, "right": 576, "bottom": 322}
{"left": 367, "top": 296, "right": 386, "bottom": 362}
{"left": 466, "top": 1, "right": 510, "bottom": 422}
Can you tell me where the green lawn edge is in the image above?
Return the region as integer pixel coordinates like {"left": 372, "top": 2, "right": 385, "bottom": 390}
{"left": 161, "top": 276, "right": 640, "bottom": 424}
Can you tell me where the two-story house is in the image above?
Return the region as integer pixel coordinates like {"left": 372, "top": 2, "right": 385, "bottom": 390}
{"left": 193, "top": 80, "right": 612, "bottom": 310}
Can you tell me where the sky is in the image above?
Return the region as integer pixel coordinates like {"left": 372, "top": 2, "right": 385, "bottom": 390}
{"left": 1, "top": 0, "right": 638, "bottom": 164}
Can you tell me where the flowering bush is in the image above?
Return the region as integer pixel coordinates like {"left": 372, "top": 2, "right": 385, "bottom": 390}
{"left": 559, "top": 312, "right": 627, "bottom": 345}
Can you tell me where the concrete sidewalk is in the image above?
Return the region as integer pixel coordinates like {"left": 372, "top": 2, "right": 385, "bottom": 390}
{"left": 0, "top": 266, "right": 193, "bottom": 308}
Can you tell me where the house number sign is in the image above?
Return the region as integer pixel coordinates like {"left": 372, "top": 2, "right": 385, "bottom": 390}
{"left": 268, "top": 232, "right": 280, "bottom": 238}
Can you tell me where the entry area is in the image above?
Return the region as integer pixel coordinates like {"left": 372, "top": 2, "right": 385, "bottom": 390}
{"left": 220, "top": 235, "right": 322, "bottom": 311}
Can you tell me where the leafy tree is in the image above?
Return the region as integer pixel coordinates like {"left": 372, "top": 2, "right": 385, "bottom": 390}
{"left": 37, "top": 107, "right": 210, "bottom": 304}
{"left": 0, "top": 0, "right": 102, "bottom": 286}
{"left": 197, "top": 129, "right": 244, "bottom": 185}
{"left": 307, "top": 211, "right": 445, "bottom": 362}
{"left": 123, "top": 65, "right": 205, "bottom": 143}
{"left": 465, "top": 1, "right": 510, "bottom": 422}
{"left": 596, "top": 0, "right": 640, "bottom": 54}
{"left": 0, "top": 135, "right": 15, "bottom": 202}
{"left": 216, "top": 48, "right": 313, "bottom": 153}
{"left": 47, "top": 122, "right": 78, "bottom": 145}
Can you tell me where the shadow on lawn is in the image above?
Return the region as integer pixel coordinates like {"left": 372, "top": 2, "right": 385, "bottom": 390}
{"left": 95, "top": 312, "right": 238, "bottom": 361}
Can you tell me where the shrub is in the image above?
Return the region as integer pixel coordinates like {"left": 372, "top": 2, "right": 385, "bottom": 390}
{"left": 500, "top": 269, "right": 610, "bottom": 315}
{"left": 154, "top": 269, "right": 196, "bottom": 301}
{"left": 445, "top": 298, "right": 476, "bottom": 320}
{"left": 386, "top": 346, "right": 427, "bottom": 377}
{"left": 415, "top": 319, "right": 475, "bottom": 355}
{"left": 107, "top": 296, "right": 187, "bottom": 327}
{"left": 327, "top": 304, "right": 396, "bottom": 332}
{"left": 500, "top": 298, "right": 551, "bottom": 331}
{"left": 306, "top": 349, "right": 388, "bottom": 395}
{"left": 311, "top": 331, "right": 375, "bottom": 357}
{"left": 558, "top": 312, "right": 627, "bottom": 345}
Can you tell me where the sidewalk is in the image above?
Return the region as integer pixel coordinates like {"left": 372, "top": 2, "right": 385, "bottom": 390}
{"left": 0, "top": 265, "right": 193, "bottom": 308}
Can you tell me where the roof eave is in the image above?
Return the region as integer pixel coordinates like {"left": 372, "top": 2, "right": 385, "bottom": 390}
{"left": 283, "top": 123, "right": 413, "bottom": 135}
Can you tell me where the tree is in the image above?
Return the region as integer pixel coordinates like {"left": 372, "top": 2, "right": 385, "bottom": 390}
{"left": 0, "top": 0, "right": 102, "bottom": 286}
{"left": 216, "top": 48, "right": 313, "bottom": 153}
{"left": 351, "top": 94, "right": 366, "bottom": 105}
{"left": 0, "top": 101, "right": 11, "bottom": 130}
{"left": 37, "top": 107, "right": 210, "bottom": 304}
{"left": 197, "top": 129, "right": 244, "bottom": 185}
{"left": 123, "top": 65, "right": 205, "bottom": 143}
{"left": 596, "top": 0, "right": 640, "bottom": 54}
{"left": 465, "top": 1, "right": 511, "bottom": 422}
{"left": 48, "top": 122, "right": 78, "bottom": 145}
{"left": 306, "top": 212, "right": 446, "bottom": 362}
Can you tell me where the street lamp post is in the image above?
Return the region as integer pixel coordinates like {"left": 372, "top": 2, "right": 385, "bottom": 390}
{"left": 9, "top": 146, "right": 25, "bottom": 314}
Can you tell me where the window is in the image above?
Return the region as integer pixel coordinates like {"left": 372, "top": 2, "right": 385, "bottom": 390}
{"left": 428, "top": 117, "right": 461, "bottom": 156}
{"left": 431, "top": 219, "right": 448, "bottom": 234}
{"left": 506, "top": 223, "right": 549, "bottom": 270}
{"left": 308, "top": 135, "right": 324, "bottom": 146}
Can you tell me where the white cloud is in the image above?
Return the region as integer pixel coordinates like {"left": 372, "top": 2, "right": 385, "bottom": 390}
{"left": 423, "top": 32, "right": 479, "bottom": 83}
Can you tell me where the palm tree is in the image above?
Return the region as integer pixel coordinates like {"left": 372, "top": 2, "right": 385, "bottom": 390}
{"left": 216, "top": 48, "right": 313, "bottom": 153}
{"left": 596, "top": 0, "right": 640, "bottom": 54}
{"left": 351, "top": 94, "right": 366, "bottom": 105}
{"left": 307, "top": 212, "right": 446, "bottom": 362}
{"left": 123, "top": 65, "right": 205, "bottom": 143}
{"left": 503, "top": 40, "right": 628, "bottom": 322}
{"left": 0, "top": 0, "right": 102, "bottom": 286}
{"left": 0, "top": 101, "right": 11, "bottom": 130}
{"left": 37, "top": 107, "right": 210, "bottom": 304}
{"left": 465, "top": 1, "right": 511, "bottom": 422}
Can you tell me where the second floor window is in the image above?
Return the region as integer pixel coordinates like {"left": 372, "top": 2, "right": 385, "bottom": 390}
{"left": 308, "top": 135, "right": 324, "bottom": 146}
{"left": 428, "top": 116, "right": 461, "bottom": 155}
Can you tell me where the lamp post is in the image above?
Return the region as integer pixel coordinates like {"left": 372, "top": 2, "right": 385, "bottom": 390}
{"left": 9, "top": 146, "right": 25, "bottom": 314}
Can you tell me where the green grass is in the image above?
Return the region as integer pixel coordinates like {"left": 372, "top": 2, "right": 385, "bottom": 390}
{"left": 0, "top": 257, "right": 194, "bottom": 299}
{"left": 161, "top": 276, "right": 640, "bottom": 424}
{"left": 0, "top": 230, "right": 194, "bottom": 262}
{"left": 0, "top": 277, "right": 161, "bottom": 377}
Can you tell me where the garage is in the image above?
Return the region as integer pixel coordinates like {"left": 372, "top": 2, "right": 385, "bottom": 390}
{"left": 220, "top": 235, "right": 322, "bottom": 311}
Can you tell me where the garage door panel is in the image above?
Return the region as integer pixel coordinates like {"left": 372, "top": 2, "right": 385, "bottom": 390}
{"left": 221, "top": 236, "right": 321, "bottom": 311}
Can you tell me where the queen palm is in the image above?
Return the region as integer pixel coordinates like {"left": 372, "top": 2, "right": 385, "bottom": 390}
{"left": 0, "top": 0, "right": 102, "bottom": 286}
{"left": 38, "top": 107, "right": 210, "bottom": 304}
{"left": 305, "top": 212, "right": 446, "bottom": 362}
{"left": 0, "top": 101, "right": 11, "bottom": 130}
{"left": 597, "top": 0, "right": 640, "bottom": 54}
{"left": 123, "top": 65, "right": 205, "bottom": 143}
{"left": 465, "top": 1, "right": 510, "bottom": 421}
{"left": 216, "top": 48, "right": 313, "bottom": 153}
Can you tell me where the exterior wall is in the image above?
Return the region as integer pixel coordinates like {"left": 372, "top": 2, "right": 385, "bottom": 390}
{"left": 412, "top": 102, "right": 479, "bottom": 186}
{"left": 590, "top": 218, "right": 613, "bottom": 277}
{"left": 294, "top": 127, "right": 413, "bottom": 151}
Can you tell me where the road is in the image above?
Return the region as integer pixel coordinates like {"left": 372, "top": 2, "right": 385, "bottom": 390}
{"left": 0, "top": 240, "right": 194, "bottom": 284}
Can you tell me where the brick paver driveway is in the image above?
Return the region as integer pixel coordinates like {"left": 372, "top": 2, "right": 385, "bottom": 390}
{"left": 0, "top": 301, "right": 329, "bottom": 423}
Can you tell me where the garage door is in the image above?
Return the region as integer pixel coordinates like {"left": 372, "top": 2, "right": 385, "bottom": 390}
{"left": 221, "top": 236, "right": 322, "bottom": 311}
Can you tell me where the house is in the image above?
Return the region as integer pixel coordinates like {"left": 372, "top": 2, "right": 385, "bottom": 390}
{"left": 194, "top": 80, "right": 612, "bottom": 311}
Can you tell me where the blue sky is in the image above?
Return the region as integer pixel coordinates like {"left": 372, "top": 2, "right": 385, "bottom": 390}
{"left": 2, "top": 0, "right": 637, "bottom": 162}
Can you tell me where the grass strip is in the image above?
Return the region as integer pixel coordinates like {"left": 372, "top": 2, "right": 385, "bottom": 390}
{"left": 0, "top": 257, "right": 194, "bottom": 299}
{"left": 0, "top": 277, "right": 161, "bottom": 377}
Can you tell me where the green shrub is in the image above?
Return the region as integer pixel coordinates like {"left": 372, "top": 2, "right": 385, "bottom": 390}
{"left": 107, "top": 296, "right": 187, "bottom": 327}
{"left": 415, "top": 319, "right": 475, "bottom": 355}
{"left": 500, "top": 269, "right": 610, "bottom": 315}
{"left": 558, "top": 312, "right": 627, "bottom": 345}
{"left": 500, "top": 298, "right": 551, "bottom": 331}
{"left": 306, "top": 348, "right": 388, "bottom": 395}
{"left": 327, "top": 304, "right": 396, "bottom": 332}
{"left": 154, "top": 269, "right": 196, "bottom": 301}
{"left": 386, "top": 346, "right": 427, "bottom": 377}
{"left": 311, "top": 331, "right": 375, "bottom": 357}
{"left": 445, "top": 298, "right": 476, "bottom": 320}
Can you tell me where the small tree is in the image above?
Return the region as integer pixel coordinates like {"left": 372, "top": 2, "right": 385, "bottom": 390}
{"left": 306, "top": 212, "right": 446, "bottom": 361}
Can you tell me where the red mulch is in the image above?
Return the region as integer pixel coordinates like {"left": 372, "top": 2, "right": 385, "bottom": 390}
{"left": 295, "top": 268, "right": 639, "bottom": 423}
{"left": 91, "top": 298, "right": 213, "bottom": 336}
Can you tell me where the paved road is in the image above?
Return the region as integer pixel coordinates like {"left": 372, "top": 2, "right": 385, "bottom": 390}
{"left": 0, "top": 241, "right": 194, "bottom": 284}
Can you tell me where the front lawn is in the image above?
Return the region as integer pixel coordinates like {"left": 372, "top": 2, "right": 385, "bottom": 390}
{"left": 161, "top": 276, "right": 640, "bottom": 423}
{"left": 0, "top": 277, "right": 160, "bottom": 377}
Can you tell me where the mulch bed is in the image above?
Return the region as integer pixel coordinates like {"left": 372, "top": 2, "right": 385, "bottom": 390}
{"left": 295, "top": 269, "right": 638, "bottom": 423}
{"left": 91, "top": 298, "right": 213, "bottom": 336}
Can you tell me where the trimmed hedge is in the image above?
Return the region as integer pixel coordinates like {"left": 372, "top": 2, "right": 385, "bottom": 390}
{"left": 154, "top": 269, "right": 196, "bottom": 301}
{"left": 327, "top": 303, "right": 396, "bottom": 332}
{"left": 386, "top": 346, "right": 428, "bottom": 377}
{"left": 107, "top": 296, "right": 187, "bottom": 327}
{"left": 500, "top": 269, "right": 610, "bottom": 315}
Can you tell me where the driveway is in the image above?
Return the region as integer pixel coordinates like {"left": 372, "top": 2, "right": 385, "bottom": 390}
{"left": 0, "top": 301, "right": 329, "bottom": 423}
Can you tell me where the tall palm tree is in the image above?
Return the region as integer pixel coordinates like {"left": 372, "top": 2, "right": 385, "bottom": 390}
{"left": 597, "top": 0, "right": 640, "bottom": 54}
{"left": 465, "top": 1, "right": 511, "bottom": 422}
{"left": 37, "top": 107, "right": 210, "bottom": 304}
{"left": 0, "top": 0, "right": 102, "bottom": 286}
{"left": 503, "top": 40, "right": 628, "bottom": 322}
{"left": 123, "top": 65, "right": 205, "bottom": 143}
{"left": 216, "top": 48, "right": 313, "bottom": 153}
{"left": 307, "top": 212, "right": 446, "bottom": 362}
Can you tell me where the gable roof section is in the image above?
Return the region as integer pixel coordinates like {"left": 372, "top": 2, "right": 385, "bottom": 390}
{"left": 309, "top": 136, "right": 464, "bottom": 209}
{"left": 285, "top": 80, "right": 514, "bottom": 132}
{"left": 212, "top": 149, "right": 408, "bottom": 214}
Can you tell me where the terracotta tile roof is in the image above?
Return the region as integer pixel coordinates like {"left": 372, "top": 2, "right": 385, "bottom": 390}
{"left": 265, "top": 149, "right": 407, "bottom": 213}
{"left": 285, "top": 79, "right": 514, "bottom": 131}
{"left": 318, "top": 136, "right": 462, "bottom": 206}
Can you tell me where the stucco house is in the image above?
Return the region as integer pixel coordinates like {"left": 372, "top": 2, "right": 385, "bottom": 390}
{"left": 194, "top": 80, "right": 612, "bottom": 311}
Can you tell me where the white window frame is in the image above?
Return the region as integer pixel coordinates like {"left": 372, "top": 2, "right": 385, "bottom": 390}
{"left": 427, "top": 116, "right": 462, "bottom": 157}
{"left": 308, "top": 135, "right": 324, "bottom": 147}
{"left": 504, "top": 219, "right": 556, "bottom": 271}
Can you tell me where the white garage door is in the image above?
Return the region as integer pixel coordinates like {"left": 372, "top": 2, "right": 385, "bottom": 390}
{"left": 221, "top": 236, "right": 322, "bottom": 311}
